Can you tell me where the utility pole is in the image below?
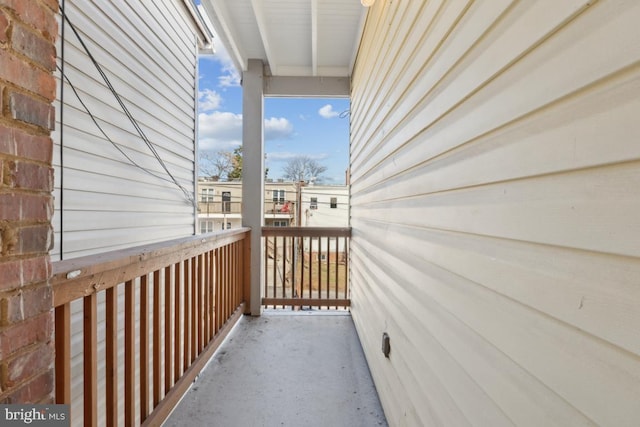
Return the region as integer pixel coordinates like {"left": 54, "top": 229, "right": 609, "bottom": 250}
{"left": 295, "top": 180, "right": 305, "bottom": 226}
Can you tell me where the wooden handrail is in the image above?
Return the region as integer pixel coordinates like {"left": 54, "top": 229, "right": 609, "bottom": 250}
{"left": 52, "top": 228, "right": 249, "bottom": 307}
{"left": 53, "top": 228, "right": 250, "bottom": 426}
{"left": 262, "top": 226, "right": 351, "bottom": 238}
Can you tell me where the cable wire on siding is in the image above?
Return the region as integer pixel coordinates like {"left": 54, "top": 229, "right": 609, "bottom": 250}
{"left": 58, "top": 7, "right": 196, "bottom": 205}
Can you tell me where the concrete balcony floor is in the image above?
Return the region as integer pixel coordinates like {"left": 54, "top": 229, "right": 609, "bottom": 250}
{"left": 164, "top": 311, "right": 387, "bottom": 427}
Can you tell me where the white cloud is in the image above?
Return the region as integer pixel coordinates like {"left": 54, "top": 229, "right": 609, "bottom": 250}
{"left": 264, "top": 117, "right": 294, "bottom": 140}
{"left": 206, "top": 27, "right": 242, "bottom": 88}
{"left": 218, "top": 68, "right": 241, "bottom": 88}
{"left": 198, "top": 89, "right": 222, "bottom": 112}
{"left": 198, "top": 112, "right": 293, "bottom": 151}
{"left": 318, "top": 104, "right": 339, "bottom": 119}
{"left": 198, "top": 111, "right": 243, "bottom": 151}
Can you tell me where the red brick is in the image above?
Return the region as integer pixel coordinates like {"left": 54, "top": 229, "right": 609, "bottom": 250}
{"left": 16, "top": 225, "right": 53, "bottom": 255}
{"left": 0, "top": 258, "right": 21, "bottom": 291}
{"left": 0, "top": 194, "right": 20, "bottom": 221}
{"left": 21, "top": 256, "right": 50, "bottom": 286}
{"left": 0, "top": 256, "right": 50, "bottom": 292}
{"left": 4, "top": 342, "right": 52, "bottom": 387}
{"left": 0, "top": 49, "right": 56, "bottom": 101}
{"left": 1, "top": 290, "right": 23, "bottom": 325}
{"left": 8, "top": 91, "right": 55, "bottom": 130}
{"left": 0, "top": 125, "right": 53, "bottom": 162}
{"left": 0, "top": 369, "right": 53, "bottom": 403}
{"left": 0, "top": 193, "right": 51, "bottom": 222}
{"left": 14, "top": 129, "right": 52, "bottom": 163}
{"left": 0, "top": 125, "right": 17, "bottom": 156}
{"left": 11, "top": 22, "right": 56, "bottom": 71}
{"left": 2, "top": 0, "right": 57, "bottom": 42}
{"left": 0, "top": 9, "right": 8, "bottom": 44}
{"left": 0, "top": 284, "right": 52, "bottom": 325}
{"left": 4, "top": 160, "right": 53, "bottom": 191}
{"left": 0, "top": 223, "right": 18, "bottom": 255}
{"left": 21, "top": 194, "right": 53, "bottom": 221}
{"left": 0, "top": 312, "right": 52, "bottom": 360}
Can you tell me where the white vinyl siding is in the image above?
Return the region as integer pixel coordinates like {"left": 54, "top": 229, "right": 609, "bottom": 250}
{"left": 52, "top": 0, "right": 199, "bottom": 260}
{"left": 51, "top": 2, "right": 204, "bottom": 426}
{"left": 350, "top": 1, "right": 640, "bottom": 426}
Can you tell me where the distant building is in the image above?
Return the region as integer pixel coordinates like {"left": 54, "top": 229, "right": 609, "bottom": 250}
{"left": 197, "top": 178, "right": 299, "bottom": 232}
{"left": 197, "top": 178, "right": 349, "bottom": 233}
{"left": 300, "top": 185, "right": 349, "bottom": 227}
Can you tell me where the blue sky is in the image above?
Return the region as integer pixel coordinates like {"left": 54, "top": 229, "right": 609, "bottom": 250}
{"left": 197, "top": 40, "right": 350, "bottom": 184}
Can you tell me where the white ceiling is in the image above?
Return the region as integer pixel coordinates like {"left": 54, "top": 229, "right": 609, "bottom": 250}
{"left": 199, "top": 0, "right": 367, "bottom": 77}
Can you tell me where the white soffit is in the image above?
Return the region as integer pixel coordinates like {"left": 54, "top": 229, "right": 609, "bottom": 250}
{"left": 199, "top": 0, "right": 366, "bottom": 78}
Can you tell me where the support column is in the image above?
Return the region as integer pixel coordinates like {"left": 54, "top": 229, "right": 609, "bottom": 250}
{"left": 0, "top": 0, "right": 58, "bottom": 402}
{"left": 242, "top": 59, "right": 264, "bottom": 316}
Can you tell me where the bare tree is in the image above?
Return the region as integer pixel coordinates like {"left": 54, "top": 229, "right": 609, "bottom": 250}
{"left": 282, "top": 155, "right": 327, "bottom": 183}
{"left": 199, "top": 150, "right": 235, "bottom": 179}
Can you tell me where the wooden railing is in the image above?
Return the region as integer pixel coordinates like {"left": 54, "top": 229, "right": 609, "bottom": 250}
{"left": 52, "top": 228, "right": 250, "bottom": 426}
{"left": 262, "top": 227, "right": 351, "bottom": 309}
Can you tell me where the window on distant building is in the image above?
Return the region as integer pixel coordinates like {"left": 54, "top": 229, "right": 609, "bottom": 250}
{"left": 227, "top": 222, "right": 231, "bottom": 229}
{"left": 200, "top": 220, "right": 213, "bottom": 234}
{"left": 273, "top": 189, "right": 285, "bottom": 203}
{"left": 201, "top": 188, "right": 214, "bottom": 202}
{"left": 273, "top": 220, "right": 288, "bottom": 227}
{"left": 330, "top": 197, "right": 337, "bottom": 208}
{"left": 310, "top": 197, "right": 318, "bottom": 210}
{"left": 222, "top": 191, "right": 231, "bottom": 212}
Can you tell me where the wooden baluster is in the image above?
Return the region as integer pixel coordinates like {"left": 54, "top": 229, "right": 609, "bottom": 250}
{"left": 215, "top": 248, "right": 221, "bottom": 333}
{"left": 335, "top": 237, "right": 339, "bottom": 307}
{"left": 124, "top": 280, "right": 135, "bottom": 426}
{"left": 140, "top": 275, "right": 149, "bottom": 421}
{"left": 153, "top": 269, "right": 161, "bottom": 407}
{"left": 325, "top": 237, "right": 330, "bottom": 304}
{"left": 263, "top": 236, "right": 268, "bottom": 306}
{"left": 282, "top": 236, "right": 287, "bottom": 300}
{"left": 235, "top": 242, "right": 241, "bottom": 307}
{"left": 197, "top": 254, "right": 203, "bottom": 354}
{"left": 209, "top": 250, "right": 215, "bottom": 340}
{"left": 105, "top": 287, "right": 118, "bottom": 427}
{"left": 243, "top": 237, "right": 251, "bottom": 313}
{"left": 344, "top": 236, "right": 349, "bottom": 300}
{"left": 55, "top": 304, "right": 71, "bottom": 404}
{"left": 191, "top": 257, "right": 197, "bottom": 362}
{"left": 229, "top": 245, "right": 233, "bottom": 317}
{"left": 317, "top": 236, "right": 322, "bottom": 308}
{"left": 183, "top": 259, "right": 190, "bottom": 371}
{"left": 165, "top": 265, "right": 173, "bottom": 394}
{"left": 174, "top": 262, "right": 182, "bottom": 380}
{"left": 202, "top": 252, "right": 209, "bottom": 344}
{"left": 83, "top": 293, "right": 97, "bottom": 427}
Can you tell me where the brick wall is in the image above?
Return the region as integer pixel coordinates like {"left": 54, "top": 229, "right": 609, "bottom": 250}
{"left": 0, "top": 0, "right": 57, "bottom": 403}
